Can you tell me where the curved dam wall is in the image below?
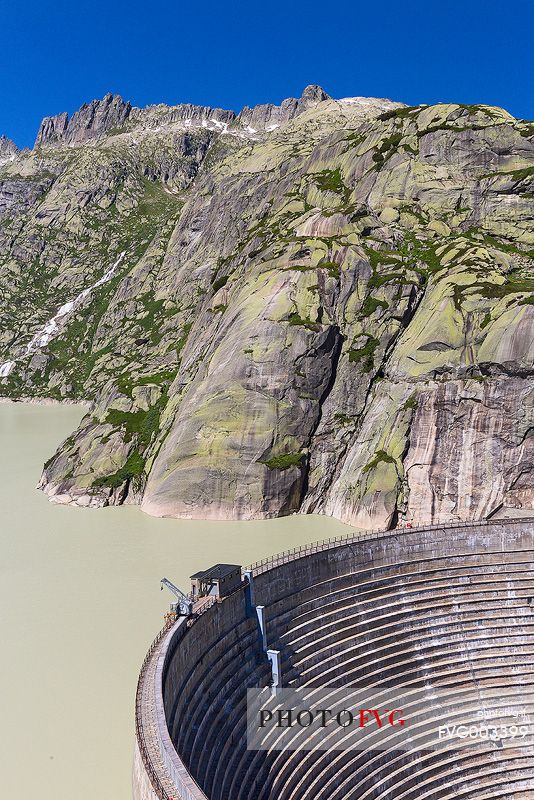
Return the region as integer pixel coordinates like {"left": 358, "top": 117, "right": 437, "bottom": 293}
{"left": 133, "top": 518, "right": 534, "bottom": 800}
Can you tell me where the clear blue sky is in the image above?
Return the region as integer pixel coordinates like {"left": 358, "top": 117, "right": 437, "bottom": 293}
{"left": 2, "top": 0, "right": 533, "bottom": 149}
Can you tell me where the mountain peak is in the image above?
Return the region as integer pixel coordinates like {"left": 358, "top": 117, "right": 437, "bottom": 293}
{"left": 238, "top": 84, "right": 331, "bottom": 132}
{"left": 0, "top": 135, "right": 19, "bottom": 164}
{"left": 35, "top": 93, "right": 131, "bottom": 148}
{"left": 300, "top": 84, "right": 330, "bottom": 102}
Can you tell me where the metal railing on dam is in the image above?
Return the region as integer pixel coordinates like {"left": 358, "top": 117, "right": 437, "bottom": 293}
{"left": 135, "top": 606, "right": 216, "bottom": 800}
{"left": 133, "top": 515, "right": 534, "bottom": 800}
{"left": 135, "top": 623, "right": 174, "bottom": 800}
{"left": 246, "top": 515, "right": 534, "bottom": 575}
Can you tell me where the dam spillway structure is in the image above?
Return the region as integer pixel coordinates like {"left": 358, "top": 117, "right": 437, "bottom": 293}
{"left": 133, "top": 518, "right": 534, "bottom": 800}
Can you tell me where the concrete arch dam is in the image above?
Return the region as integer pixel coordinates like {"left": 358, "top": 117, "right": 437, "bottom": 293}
{"left": 133, "top": 518, "right": 534, "bottom": 800}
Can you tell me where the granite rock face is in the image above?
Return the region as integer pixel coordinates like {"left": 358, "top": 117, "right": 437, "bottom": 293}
{"left": 1, "top": 88, "right": 533, "bottom": 526}
{"left": 0, "top": 135, "right": 19, "bottom": 164}
{"left": 238, "top": 84, "right": 331, "bottom": 131}
{"left": 35, "top": 93, "right": 132, "bottom": 147}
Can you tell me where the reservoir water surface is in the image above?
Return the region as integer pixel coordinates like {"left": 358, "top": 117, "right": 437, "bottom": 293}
{"left": 0, "top": 402, "right": 354, "bottom": 800}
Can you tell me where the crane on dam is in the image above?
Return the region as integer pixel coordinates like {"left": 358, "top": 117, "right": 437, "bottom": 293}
{"left": 160, "top": 577, "right": 193, "bottom": 617}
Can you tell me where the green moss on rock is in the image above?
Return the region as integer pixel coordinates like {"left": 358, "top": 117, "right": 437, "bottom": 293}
{"left": 93, "top": 450, "right": 145, "bottom": 488}
{"left": 362, "top": 449, "right": 396, "bottom": 474}
{"left": 348, "top": 336, "right": 379, "bottom": 371}
{"left": 260, "top": 452, "right": 306, "bottom": 470}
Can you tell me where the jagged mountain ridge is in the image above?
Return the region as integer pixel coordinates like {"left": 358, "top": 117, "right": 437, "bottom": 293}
{"left": 33, "top": 85, "right": 338, "bottom": 148}
{"left": 0, "top": 85, "right": 533, "bottom": 527}
{"left": 0, "top": 135, "right": 19, "bottom": 165}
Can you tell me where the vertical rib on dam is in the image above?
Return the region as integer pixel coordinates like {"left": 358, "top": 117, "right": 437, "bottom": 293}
{"left": 133, "top": 517, "right": 534, "bottom": 800}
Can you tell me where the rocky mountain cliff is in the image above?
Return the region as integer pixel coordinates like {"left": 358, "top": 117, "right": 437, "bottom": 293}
{"left": 1, "top": 86, "right": 533, "bottom": 527}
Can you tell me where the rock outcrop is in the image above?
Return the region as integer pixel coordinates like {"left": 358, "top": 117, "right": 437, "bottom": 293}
{"left": 35, "top": 93, "right": 132, "bottom": 147}
{"left": 1, "top": 88, "right": 532, "bottom": 527}
{"left": 238, "top": 84, "right": 331, "bottom": 131}
{"left": 0, "top": 135, "right": 18, "bottom": 164}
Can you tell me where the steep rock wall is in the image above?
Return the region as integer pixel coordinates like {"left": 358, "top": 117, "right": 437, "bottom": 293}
{"left": 0, "top": 89, "right": 532, "bottom": 526}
